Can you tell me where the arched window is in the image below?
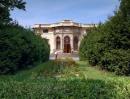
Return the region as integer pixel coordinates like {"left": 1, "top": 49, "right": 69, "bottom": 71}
{"left": 73, "top": 36, "right": 78, "bottom": 50}
{"left": 64, "top": 36, "right": 70, "bottom": 44}
{"left": 56, "top": 36, "right": 60, "bottom": 50}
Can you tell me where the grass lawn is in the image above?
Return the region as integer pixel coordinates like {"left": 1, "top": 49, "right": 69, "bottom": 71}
{"left": 0, "top": 60, "right": 130, "bottom": 98}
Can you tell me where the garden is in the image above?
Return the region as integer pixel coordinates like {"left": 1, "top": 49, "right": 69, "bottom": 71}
{"left": 0, "top": 59, "right": 130, "bottom": 98}
{"left": 0, "top": 0, "right": 130, "bottom": 98}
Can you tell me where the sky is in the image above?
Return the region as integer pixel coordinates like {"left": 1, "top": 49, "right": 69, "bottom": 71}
{"left": 11, "top": 0, "right": 120, "bottom": 27}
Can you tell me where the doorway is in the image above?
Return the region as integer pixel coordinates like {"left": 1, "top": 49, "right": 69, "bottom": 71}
{"left": 64, "top": 36, "right": 71, "bottom": 53}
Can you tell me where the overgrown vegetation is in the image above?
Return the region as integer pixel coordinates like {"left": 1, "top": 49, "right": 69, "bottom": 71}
{"left": 0, "top": 61, "right": 130, "bottom": 99}
{"left": 0, "top": 79, "right": 130, "bottom": 99}
{"left": 0, "top": 0, "right": 50, "bottom": 74}
{"left": 0, "top": 25, "right": 50, "bottom": 74}
{"left": 32, "top": 58, "right": 77, "bottom": 78}
{"left": 1, "top": 0, "right": 130, "bottom": 98}
{"left": 79, "top": 0, "right": 130, "bottom": 75}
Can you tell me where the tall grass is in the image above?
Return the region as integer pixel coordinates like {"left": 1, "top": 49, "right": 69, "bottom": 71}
{"left": 0, "top": 79, "right": 130, "bottom": 99}
{"left": 0, "top": 59, "right": 130, "bottom": 98}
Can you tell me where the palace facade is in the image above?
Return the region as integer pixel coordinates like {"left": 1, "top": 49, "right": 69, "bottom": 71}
{"left": 33, "top": 20, "right": 96, "bottom": 53}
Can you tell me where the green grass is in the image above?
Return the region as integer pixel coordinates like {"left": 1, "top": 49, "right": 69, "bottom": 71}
{"left": 0, "top": 60, "right": 129, "bottom": 81}
{"left": 77, "top": 61, "right": 130, "bottom": 82}
{"left": 0, "top": 60, "right": 130, "bottom": 98}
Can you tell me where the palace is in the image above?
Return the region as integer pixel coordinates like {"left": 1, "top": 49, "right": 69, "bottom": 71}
{"left": 33, "top": 20, "right": 96, "bottom": 53}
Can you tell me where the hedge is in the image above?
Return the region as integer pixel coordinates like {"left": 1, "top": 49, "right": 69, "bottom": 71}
{"left": 0, "top": 25, "right": 50, "bottom": 74}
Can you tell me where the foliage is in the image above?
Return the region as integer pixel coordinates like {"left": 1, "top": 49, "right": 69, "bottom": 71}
{"left": 0, "top": 25, "right": 50, "bottom": 74}
{"left": 0, "top": 79, "right": 129, "bottom": 99}
{"left": 0, "top": 0, "right": 26, "bottom": 25}
{"left": 32, "top": 59, "right": 77, "bottom": 78}
{"left": 0, "top": 61, "right": 130, "bottom": 99}
{"left": 79, "top": 0, "right": 130, "bottom": 75}
{"left": 54, "top": 57, "right": 77, "bottom": 67}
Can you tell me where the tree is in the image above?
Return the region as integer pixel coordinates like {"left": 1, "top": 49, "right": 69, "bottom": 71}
{"left": 0, "top": 25, "right": 50, "bottom": 74}
{"left": 0, "top": 0, "right": 26, "bottom": 25}
{"left": 0, "top": 0, "right": 50, "bottom": 74}
{"left": 79, "top": 0, "right": 130, "bottom": 75}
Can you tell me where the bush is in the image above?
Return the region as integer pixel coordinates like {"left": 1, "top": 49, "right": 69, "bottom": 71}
{"left": 0, "top": 25, "right": 50, "bottom": 74}
{"left": 79, "top": 27, "right": 105, "bottom": 66}
{"left": 79, "top": 0, "right": 130, "bottom": 75}
{"left": 0, "top": 79, "right": 129, "bottom": 99}
{"left": 54, "top": 57, "right": 77, "bottom": 67}
{"left": 80, "top": 24, "right": 130, "bottom": 75}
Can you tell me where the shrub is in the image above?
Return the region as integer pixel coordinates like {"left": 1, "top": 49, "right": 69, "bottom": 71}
{"left": 79, "top": 0, "right": 130, "bottom": 75}
{"left": 54, "top": 57, "right": 77, "bottom": 67}
{"left": 34, "top": 59, "right": 77, "bottom": 78}
{"left": 0, "top": 25, "right": 50, "bottom": 74}
{"left": 80, "top": 24, "right": 130, "bottom": 75}
{"left": 0, "top": 79, "right": 129, "bottom": 99}
{"left": 79, "top": 27, "right": 104, "bottom": 66}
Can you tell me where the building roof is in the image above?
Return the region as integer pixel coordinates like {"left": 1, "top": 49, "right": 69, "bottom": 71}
{"left": 33, "top": 20, "right": 97, "bottom": 28}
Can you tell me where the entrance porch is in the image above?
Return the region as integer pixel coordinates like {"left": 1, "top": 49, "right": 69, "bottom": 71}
{"left": 55, "top": 35, "right": 79, "bottom": 54}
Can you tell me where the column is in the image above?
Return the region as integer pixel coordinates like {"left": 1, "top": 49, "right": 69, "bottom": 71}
{"left": 54, "top": 35, "right": 56, "bottom": 52}
{"left": 61, "top": 35, "right": 63, "bottom": 53}
{"left": 71, "top": 35, "right": 73, "bottom": 53}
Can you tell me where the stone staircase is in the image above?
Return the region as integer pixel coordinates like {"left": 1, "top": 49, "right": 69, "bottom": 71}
{"left": 50, "top": 53, "right": 79, "bottom": 60}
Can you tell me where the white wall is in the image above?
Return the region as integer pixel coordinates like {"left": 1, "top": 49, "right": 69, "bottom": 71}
{"left": 41, "top": 33, "right": 54, "bottom": 53}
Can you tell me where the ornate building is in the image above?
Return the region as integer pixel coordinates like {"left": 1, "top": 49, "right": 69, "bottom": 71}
{"left": 33, "top": 20, "right": 96, "bottom": 53}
